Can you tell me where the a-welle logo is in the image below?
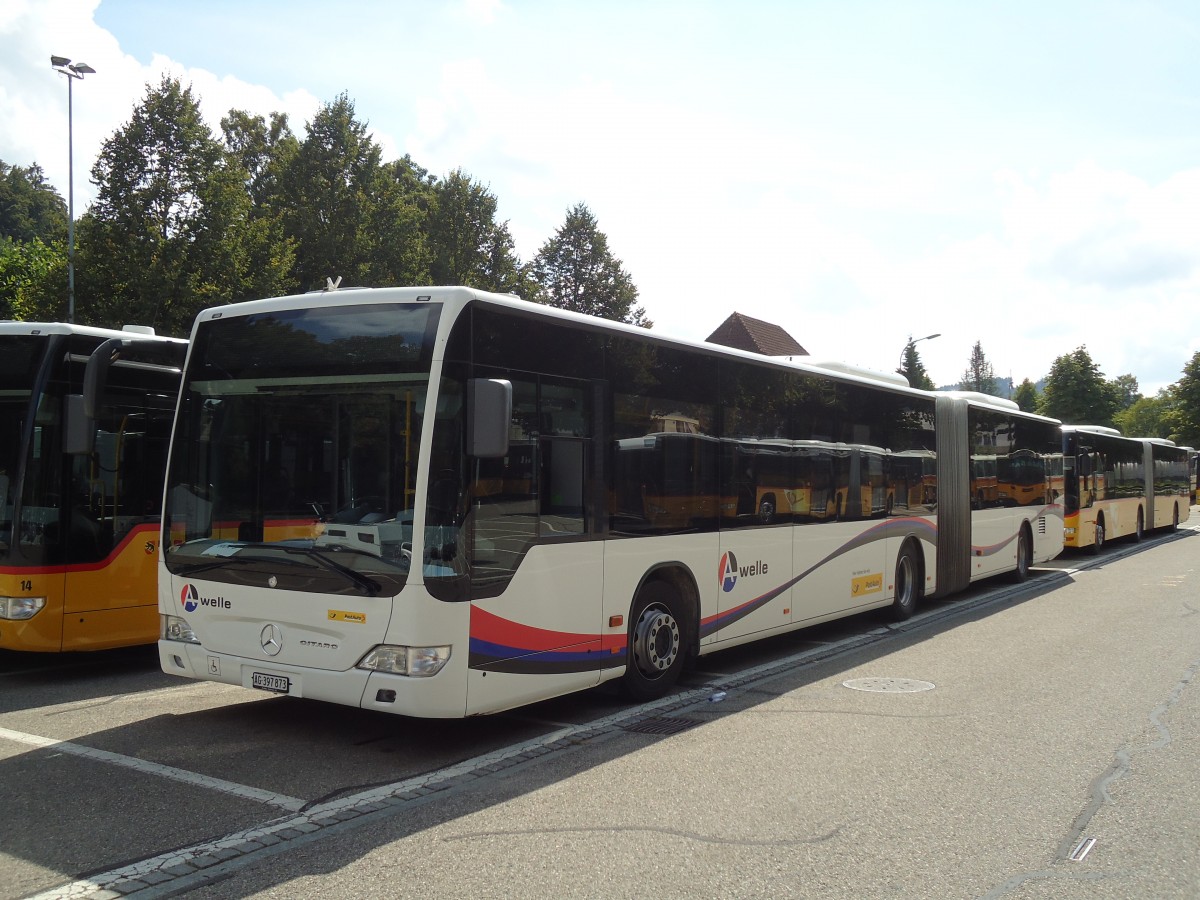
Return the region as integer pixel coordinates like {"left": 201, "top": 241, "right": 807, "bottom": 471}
{"left": 181, "top": 583, "right": 231, "bottom": 612}
{"left": 718, "top": 551, "right": 769, "bottom": 593}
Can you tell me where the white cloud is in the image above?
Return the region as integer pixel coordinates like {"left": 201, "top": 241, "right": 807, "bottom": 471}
{"left": 1001, "top": 162, "right": 1200, "bottom": 289}
{"left": 453, "top": 0, "right": 506, "bottom": 26}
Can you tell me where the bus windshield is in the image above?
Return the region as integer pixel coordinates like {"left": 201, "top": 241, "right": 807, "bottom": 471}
{"left": 0, "top": 336, "right": 48, "bottom": 559}
{"left": 162, "top": 303, "right": 441, "bottom": 597}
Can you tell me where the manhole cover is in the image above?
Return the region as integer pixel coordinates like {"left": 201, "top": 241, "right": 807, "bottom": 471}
{"left": 621, "top": 716, "right": 701, "bottom": 736}
{"left": 842, "top": 677, "right": 935, "bottom": 693}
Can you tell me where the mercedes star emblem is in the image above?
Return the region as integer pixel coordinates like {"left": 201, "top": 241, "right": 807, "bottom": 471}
{"left": 260, "top": 623, "right": 283, "bottom": 656}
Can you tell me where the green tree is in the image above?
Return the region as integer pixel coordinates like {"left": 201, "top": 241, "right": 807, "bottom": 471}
{"left": 280, "top": 93, "right": 428, "bottom": 292}
{"left": 220, "top": 109, "right": 299, "bottom": 298}
{"left": 80, "top": 76, "right": 282, "bottom": 333}
{"left": 428, "top": 169, "right": 522, "bottom": 291}
{"left": 367, "top": 155, "right": 434, "bottom": 287}
{"left": 0, "top": 237, "right": 65, "bottom": 319}
{"left": 898, "top": 337, "right": 936, "bottom": 390}
{"left": 959, "top": 340, "right": 997, "bottom": 394}
{"left": 1012, "top": 378, "right": 1038, "bottom": 413}
{"left": 1109, "top": 373, "right": 1141, "bottom": 412}
{"left": 220, "top": 109, "right": 298, "bottom": 208}
{"left": 1114, "top": 389, "right": 1174, "bottom": 439}
{"left": 1037, "top": 346, "right": 1119, "bottom": 426}
{"left": 531, "top": 203, "right": 649, "bottom": 326}
{"left": 0, "top": 161, "right": 67, "bottom": 243}
{"left": 1172, "top": 351, "right": 1200, "bottom": 448}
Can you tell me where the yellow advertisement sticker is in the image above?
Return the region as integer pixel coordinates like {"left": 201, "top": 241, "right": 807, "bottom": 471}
{"left": 328, "top": 610, "right": 367, "bottom": 624}
{"left": 851, "top": 574, "right": 883, "bottom": 597}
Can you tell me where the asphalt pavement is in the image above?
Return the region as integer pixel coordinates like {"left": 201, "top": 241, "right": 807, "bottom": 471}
{"left": 75, "top": 524, "right": 1198, "bottom": 900}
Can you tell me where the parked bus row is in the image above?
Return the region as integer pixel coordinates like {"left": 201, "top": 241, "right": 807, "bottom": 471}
{"left": 1, "top": 294, "right": 1191, "bottom": 723}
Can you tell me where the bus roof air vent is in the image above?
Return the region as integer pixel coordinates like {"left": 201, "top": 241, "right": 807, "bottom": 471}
{"left": 940, "top": 390, "right": 1020, "bottom": 411}
{"left": 806, "top": 360, "right": 910, "bottom": 388}
{"left": 1066, "top": 424, "right": 1123, "bottom": 436}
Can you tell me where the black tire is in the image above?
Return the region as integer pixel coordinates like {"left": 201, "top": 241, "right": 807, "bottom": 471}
{"left": 1133, "top": 509, "right": 1144, "bottom": 543}
{"left": 1172, "top": 504, "right": 1180, "bottom": 532}
{"left": 622, "top": 581, "right": 687, "bottom": 702}
{"left": 1089, "top": 518, "right": 1105, "bottom": 555}
{"left": 891, "top": 543, "right": 921, "bottom": 621}
{"left": 1008, "top": 527, "right": 1031, "bottom": 583}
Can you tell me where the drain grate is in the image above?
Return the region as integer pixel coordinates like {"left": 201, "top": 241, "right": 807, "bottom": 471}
{"left": 842, "top": 677, "right": 935, "bottom": 693}
{"left": 621, "top": 716, "right": 702, "bottom": 736}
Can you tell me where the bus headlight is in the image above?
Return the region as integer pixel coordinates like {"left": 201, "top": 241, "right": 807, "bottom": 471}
{"left": 356, "top": 644, "right": 451, "bottom": 677}
{"left": 161, "top": 614, "right": 199, "bottom": 643}
{"left": 0, "top": 596, "right": 45, "bottom": 620}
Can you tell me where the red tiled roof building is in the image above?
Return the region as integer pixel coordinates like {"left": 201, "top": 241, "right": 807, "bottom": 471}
{"left": 705, "top": 312, "right": 807, "bottom": 357}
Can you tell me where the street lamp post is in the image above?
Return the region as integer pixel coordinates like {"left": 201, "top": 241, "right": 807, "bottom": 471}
{"left": 897, "top": 332, "right": 941, "bottom": 381}
{"left": 50, "top": 55, "right": 96, "bottom": 325}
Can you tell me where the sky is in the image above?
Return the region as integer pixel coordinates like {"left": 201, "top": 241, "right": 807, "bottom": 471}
{"left": 2, "top": 0, "right": 1199, "bottom": 395}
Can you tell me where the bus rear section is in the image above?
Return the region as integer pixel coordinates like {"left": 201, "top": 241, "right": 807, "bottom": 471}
{"left": 0, "top": 323, "right": 184, "bottom": 652}
{"left": 1062, "top": 426, "right": 1191, "bottom": 552}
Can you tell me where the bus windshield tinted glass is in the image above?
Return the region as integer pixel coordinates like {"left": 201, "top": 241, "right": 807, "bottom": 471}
{"left": 0, "top": 336, "right": 47, "bottom": 558}
{"left": 162, "top": 304, "right": 440, "bottom": 596}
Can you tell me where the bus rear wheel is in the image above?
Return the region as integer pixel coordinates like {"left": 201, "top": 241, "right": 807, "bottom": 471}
{"left": 622, "top": 582, "right": 686, "bottom": 701}
{"left": 1008, "top": 527, "right": 1031, "bottom": 583}
{"left": 1133, "top": 509, "right": 1144, "bottom": 542}
{"left": 891, "top": 543, "right": 921, "bottom": 621}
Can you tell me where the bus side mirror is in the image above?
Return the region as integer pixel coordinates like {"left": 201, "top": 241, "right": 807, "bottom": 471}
{"left": 467, "top": 378, "right": 511, "bottom": 458}
{"left": 64, "top": 393, "right": 94, "bottom": 455}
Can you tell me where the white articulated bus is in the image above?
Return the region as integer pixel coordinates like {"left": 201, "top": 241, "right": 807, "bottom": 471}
{"left": 1061, "top": 426, "right": 1191, "bottom": 552}
{"left": 157, "top": 286, "right": 1064, "bottom": 717}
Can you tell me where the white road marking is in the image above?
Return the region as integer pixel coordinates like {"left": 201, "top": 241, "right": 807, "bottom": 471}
{"left": 0, "top": 726, "right": 304, "bottom": 812}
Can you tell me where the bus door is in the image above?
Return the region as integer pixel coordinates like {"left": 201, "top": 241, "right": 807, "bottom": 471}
{"left": 463, "top": 376, "right": 607, "bottom": 711}
{"left": 62, "top": 357, "right": 178, "bottom": 649}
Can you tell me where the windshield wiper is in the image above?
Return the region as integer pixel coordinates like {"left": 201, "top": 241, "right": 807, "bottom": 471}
{"left": 169, "top": 542, "right": 382, "bottom": 595}
{"left": 273, "top": 545, "right": 382, "bottom": 596}
{"left": 171, "top": 552, "right": 311, "bottom": 576}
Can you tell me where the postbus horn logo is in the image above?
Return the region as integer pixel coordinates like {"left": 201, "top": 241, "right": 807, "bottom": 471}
{"left": 182, "top": 584, "right": 199, "bottom": 613}
{"left": 719, "top": 551, "right": 738, "bottom": 593}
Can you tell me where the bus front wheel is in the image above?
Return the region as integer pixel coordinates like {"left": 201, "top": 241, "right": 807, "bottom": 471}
{"left": 1008, "top": 527, "right": 1031, "bottom": 583}
{"left": 1090, "top": 518, "right": 1105, "bottom": 555}
{"left": 891, "top": 543, "right": 921, "bottom": 621}
{"left": 622, "top": 582, "right": 687, "bottom": 701}
{"left": 1133, "top": 509, "right": 1144, "bottom": 542}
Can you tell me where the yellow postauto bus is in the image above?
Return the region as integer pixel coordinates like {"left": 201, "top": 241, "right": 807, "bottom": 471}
{"left": 1061, "top": 425, "right": 1190, "bottom": 553}
{"left": 0, "top": 323, "right": 185, "bottom": 651}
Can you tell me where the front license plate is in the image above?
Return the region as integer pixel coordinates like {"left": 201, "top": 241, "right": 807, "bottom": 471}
{"left": 251, "top": 671, "right": 290, "bottom": 694}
